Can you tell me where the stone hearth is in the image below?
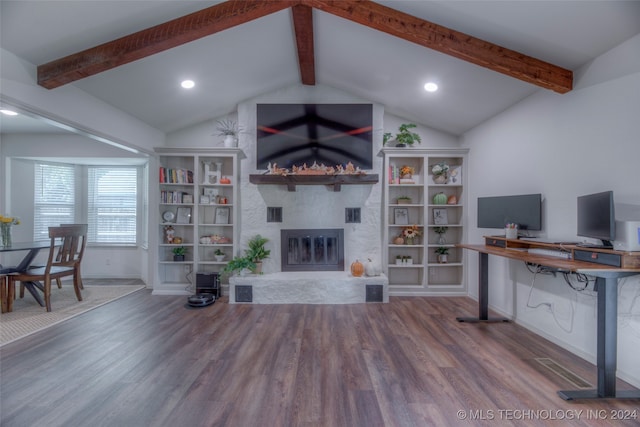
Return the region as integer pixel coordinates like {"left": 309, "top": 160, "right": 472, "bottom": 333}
{"left": 229, "top": 272, "right": 388, "bottom": 304}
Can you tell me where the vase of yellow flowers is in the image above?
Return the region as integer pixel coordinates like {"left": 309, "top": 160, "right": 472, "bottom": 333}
{"left": 0, "top": 215, "right": 20, "bottom": 247}
{"left": 400, "top": 165, "right": 415, "bottom": 179}
{"left": 402, "top": 224, "right": 422, "bottom": 245}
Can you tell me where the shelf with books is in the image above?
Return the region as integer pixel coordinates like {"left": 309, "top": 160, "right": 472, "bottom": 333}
{"left": 381, "top": 147, "right": 468, "bottom": 295}
{"left": 154, "top": 148, "right": 242, "bottom": 294}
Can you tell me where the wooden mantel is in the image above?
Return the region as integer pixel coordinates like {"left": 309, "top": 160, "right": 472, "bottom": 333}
{"left": 249, "top": 174, "right": 379, "bottom": 192}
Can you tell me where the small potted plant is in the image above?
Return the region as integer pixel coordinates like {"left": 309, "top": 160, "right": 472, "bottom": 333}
{"left": 222, "top": 256, "right": 256, "bottom": 277}
{"left": 383, "top": 132, "right": 394, "bottom": 146}
{"left": 245, "top": 234, "right": 270, "bottom": 274}
{"left": 394, "top": 123, "right": 422, "bottom": 147}
{"left": 214, "top": 248, "right": 225, "bottom": 262}
{"left": 403, "top": 255, "right": 413, "bottom": 265}
{"left": 434, "top": 246, "right": 449, "bottom": 263}
{"left": 215, "top": 118, "right": 241, "bottom": 147}
{"left": 434, "top": 226, "right": 448, "bottom": 244}
{"left": 396, "top": 195, "right": 412, "bottom": 204}
{"left": 172, "top": 246, "right": 186, "bottom": 262}
{"left": 396, "top": 254, "right": 403, "bottom": 265}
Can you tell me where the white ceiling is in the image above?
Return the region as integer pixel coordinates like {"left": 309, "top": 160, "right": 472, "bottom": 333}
{"left": 1, "top": 1, "right": 639, "bottom": 137}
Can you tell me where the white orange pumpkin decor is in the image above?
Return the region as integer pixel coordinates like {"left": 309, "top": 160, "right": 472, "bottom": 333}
{"left": 350, "top": 259, "right": 364, "bottom": 277}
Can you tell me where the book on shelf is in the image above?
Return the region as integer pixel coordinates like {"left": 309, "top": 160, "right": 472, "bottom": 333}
{"left": 159, "top": 167, "right": 194, "bottom": 184}
{"left": 160, "top": 190, "right": 193, "bottom": 204}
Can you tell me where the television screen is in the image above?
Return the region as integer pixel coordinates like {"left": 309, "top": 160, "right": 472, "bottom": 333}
{"left": 256, "top": 104, "right": 373, "bottom": 170}
{"left": 477, "top": 193, "right": 542, "bottom": 231}
{"left": 577, "top": 190, "right": 615, "bottom": 247}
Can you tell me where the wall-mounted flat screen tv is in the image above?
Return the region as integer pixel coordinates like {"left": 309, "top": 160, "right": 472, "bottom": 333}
{"left": 477, "top": 193, "right": 542, "bottom": 231}
{"left": 256, "top": 104, "right": 373, "bottom": 170}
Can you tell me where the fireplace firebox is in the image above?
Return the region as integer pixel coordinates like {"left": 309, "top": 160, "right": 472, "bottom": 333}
{"left": 281, "top": 229, "right": 344, "bottom": 271}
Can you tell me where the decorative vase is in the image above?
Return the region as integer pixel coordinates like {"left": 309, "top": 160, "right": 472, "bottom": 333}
{"left": 433, "top": 174, "right": 447, "bottom": 184}
{"left": 405, "top": 237, "right": 414, "bottom": 245}
{"left": 350, "top": 259, "right": 364, "bottom": 277}
{"left": 438, "top": 254, "right": 448, "bottom": 264}
{"left": 394, "top": 236, "right": 404, "bottom": 245}
{"left": 173, "top": 255, "right": 185, "bottom": 262}
{"left": 252, "top": 262, "right": 263, "bottom": 274}
{"left": 223, "top": 135, "right": 237, "bottom": 148}
{"left": 215, "top": 255, "right": 225, "bottom": 262}
{"left": 437, "top": 234, "right": 446, "bottom": 245}
{"left": 0, "top": 224, "right": 11, "bottom": 247}
{"left": 401, "top": 174, "right": 412, "bottom": 180}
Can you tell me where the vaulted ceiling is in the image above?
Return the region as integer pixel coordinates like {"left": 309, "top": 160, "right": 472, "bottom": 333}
{"left": 2, "top": 1, "right": 639, "bottom": 136}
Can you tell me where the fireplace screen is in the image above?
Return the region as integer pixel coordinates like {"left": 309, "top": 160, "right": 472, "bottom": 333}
{"left": 281, "top": 229, "right": 344, "bottom": 271}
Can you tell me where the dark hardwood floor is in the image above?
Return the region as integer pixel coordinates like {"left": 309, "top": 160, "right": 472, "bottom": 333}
{"left": 1, "top": 291, "right": 638, "bottom": 427}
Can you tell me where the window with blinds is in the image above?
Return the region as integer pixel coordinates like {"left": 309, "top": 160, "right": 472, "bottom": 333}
{"left": 34, "top": 163, "right": 75, "bottom": 241}
{"left": 88, "top": 167, "right": 138, "bottom": 244}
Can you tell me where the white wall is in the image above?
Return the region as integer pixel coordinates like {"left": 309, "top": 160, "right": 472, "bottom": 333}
{"left": 461, "top": 34, "right": 640, "bottom": 387}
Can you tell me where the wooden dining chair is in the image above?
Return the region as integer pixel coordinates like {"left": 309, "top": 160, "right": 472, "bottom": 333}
{"left": 55, "top": 224, "right": 88, "bottom": 290}
{"left": 8, "top": 224, "right": 87, "bottom": 312}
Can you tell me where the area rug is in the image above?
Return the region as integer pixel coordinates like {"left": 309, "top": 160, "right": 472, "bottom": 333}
{"left": 0, "top": 283, "right": 145, "bottom": 346}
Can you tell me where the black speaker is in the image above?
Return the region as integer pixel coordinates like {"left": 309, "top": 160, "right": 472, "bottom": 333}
{"left": 196, "top": 272, "right": 220, "bottom": 298}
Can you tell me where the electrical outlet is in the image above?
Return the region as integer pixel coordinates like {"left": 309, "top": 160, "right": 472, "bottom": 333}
{"left": 105, "top": 258, "right": 111, "bottom": 266}
{"left": 183, "top": 264, "right": 190, "bottom": 273}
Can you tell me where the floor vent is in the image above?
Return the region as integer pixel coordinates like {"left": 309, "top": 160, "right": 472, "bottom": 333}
{"left": 535, "top": 358, "right": 592, "bottom": 389}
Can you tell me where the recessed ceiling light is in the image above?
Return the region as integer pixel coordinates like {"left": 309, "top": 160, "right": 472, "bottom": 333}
{"left": 181, "top": 80, "right": 195, "bottom": 89}
{"left": 424, "top": 82, "right": 438, "bottom": 92}
{"left": 0, "top": 109, "right": 19, "bottom": 116}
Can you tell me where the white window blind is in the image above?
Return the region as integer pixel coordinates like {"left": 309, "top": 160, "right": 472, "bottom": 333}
{"left": 34, "top": 163, "right": 76, "bottom": 241}
{"left": 88, "top": 167, "right": 138, "bottom": 244}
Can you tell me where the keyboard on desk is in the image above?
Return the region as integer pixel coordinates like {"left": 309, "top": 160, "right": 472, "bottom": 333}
{"left": 527, "top": 248, "right": 572, "bottom": 259}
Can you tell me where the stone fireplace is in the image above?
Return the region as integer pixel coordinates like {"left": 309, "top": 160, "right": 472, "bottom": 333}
{"left": 281, "top": 229, "right": 344, "bottom": 272}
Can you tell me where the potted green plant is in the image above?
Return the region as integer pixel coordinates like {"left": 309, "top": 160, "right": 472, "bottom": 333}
{"left": 172, "top": 246, "right": 186, "bottom": 262}
{"left": 215, "top": 118, "right": 241, "bottom": 147}
{"left": 396, "top": 195, "right": 412, "bottom": 204}
{"left": 396, "top": 254, "right": 403, "bottom": 265}
{"left": 214, "top": 248, "right": 225, "bottom": 262}
{"left": 394, "top": 123, "right": 422, "bottom": 147}
{"left": 434, "top": 246, "right": 449, "bottom": 263}
{"left": 383, "top": 132, "right": 393, "bottom": 146}
{"left": 245, "top": 234, "right": 270, "bottom": 274}
{"left": 222, "top": 255, "right": 256, "bottom": 277}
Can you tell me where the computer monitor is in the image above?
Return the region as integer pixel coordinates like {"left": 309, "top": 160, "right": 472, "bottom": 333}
{"left": 477, "top": 193, "right": 542, "bottom": 232}
{"left": 577, "top": 190, "right": 615, "bottom": 248}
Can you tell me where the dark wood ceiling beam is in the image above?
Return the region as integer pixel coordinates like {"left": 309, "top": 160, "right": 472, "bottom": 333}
{"left": 37, "top": 0, "right": 298, "bottom": 89}
{"left": 305, "top": 0, "right": 572, "bottom": 93}
{"left": 292, "top": 5, "right": 316, "bottom": 85}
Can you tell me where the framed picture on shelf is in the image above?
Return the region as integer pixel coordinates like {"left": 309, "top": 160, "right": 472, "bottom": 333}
{"left": 215, "top": 207, "right": 230, "bottom": 224}
{"left": 182, "top": 194, "right": 193, "bottom": 204}
{"left": 394, "top": 208, "right": 409, "bottom": 225}
{"left": 203, "top": 188, "right": 219, "bottom": 199}
{"left": 433, "top": 208, "right": 448, "bottom": 225}
{"left": 176, "top": 207, "right": 192, "bottom": 224}
{"left": 199, "top": 195, "right": 210, "bottom": 204}
{"left": 448, "top": 165, "right": 462, "bottom": 185}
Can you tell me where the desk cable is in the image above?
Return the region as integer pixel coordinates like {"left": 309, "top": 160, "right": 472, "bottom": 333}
{"left": 524, "top": 262, "right": 575, "bottom": 333}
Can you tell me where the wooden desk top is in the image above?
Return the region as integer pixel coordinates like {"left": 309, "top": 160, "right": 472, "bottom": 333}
{"left": 458, "top": 237, "right": 640, "bottom": 274}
